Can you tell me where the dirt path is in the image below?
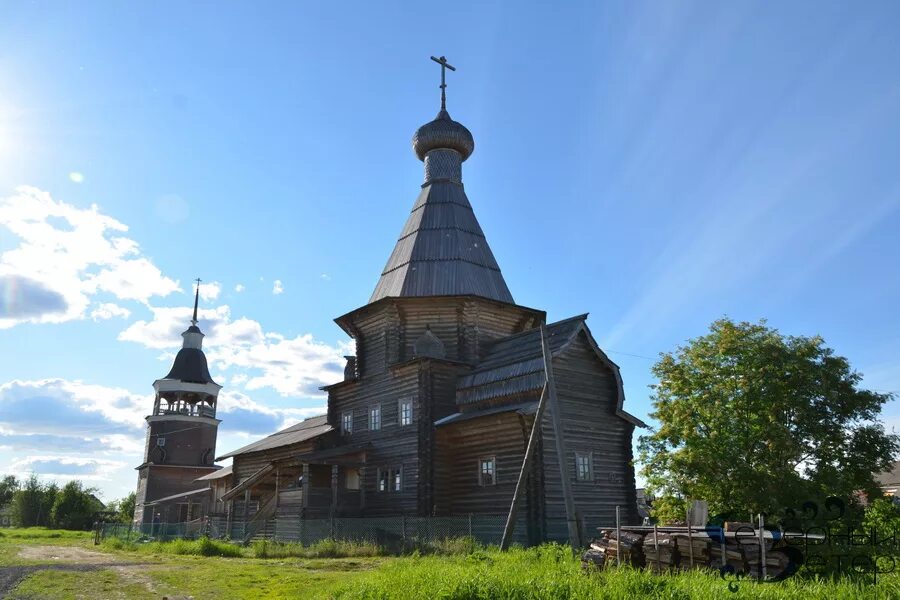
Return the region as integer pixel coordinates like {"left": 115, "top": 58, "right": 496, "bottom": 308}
{"left": 0, "top": 545, "right": 162, "bottom": 598}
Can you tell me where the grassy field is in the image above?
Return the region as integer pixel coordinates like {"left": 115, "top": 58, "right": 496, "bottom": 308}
{"left": 2, "top": 528, "right": 899, "bottom": 599}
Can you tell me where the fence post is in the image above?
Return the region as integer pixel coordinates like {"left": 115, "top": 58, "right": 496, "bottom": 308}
{"left": 401, "top": 515, "right": 407, "bottom": 543}
{"left": 468, "top": 514, "right": 473, "bottom": 539}
{"left": 615, "top": 506, "right": 621, "bottom": 567}
{"left": 330, "top": 516, "right": 335, "bottom": 540}
{"left": 758, "top": 513, "right": 767, "bottom": 581}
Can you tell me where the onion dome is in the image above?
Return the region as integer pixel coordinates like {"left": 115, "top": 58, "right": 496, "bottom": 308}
{"left": 412, "top": 109, "right": 475, "bottom": 162}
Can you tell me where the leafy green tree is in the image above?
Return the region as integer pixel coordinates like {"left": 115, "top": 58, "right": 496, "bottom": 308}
{"left": 50, "top": 480, "right": 102, "bottom": 530}
{"left": 639, "top": 318, "right": 899, "bottom": 522}
{"left": 0, "top": 475, "right": 18, "bottom": 507}
{"left": 116, "top": 491, "right": 136, "bottom": 523}
{"left": 11, "top": 474, "right": 48, "bottom": 527}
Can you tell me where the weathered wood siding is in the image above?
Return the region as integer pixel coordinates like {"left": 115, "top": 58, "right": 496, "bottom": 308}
{"left": 541, "top": 331, "right": 639, "bottom": 541}
{"left": 328, "top": 364, "right": 422, "bottom": 515}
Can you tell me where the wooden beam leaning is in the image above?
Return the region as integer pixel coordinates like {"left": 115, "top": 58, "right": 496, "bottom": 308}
{"left": 542, "top": 323, "right": 582, "bottom": 552}
{"left": 499, "top": 381, "right": 549, "bottom": 550}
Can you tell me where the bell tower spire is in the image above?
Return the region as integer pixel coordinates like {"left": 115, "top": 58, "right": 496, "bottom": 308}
{"left": 191, "top": 278, "right": 201, "bottom": 326}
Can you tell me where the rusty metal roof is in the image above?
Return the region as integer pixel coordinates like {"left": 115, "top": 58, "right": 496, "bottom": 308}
{"left": 369, "top": 181, "right": 514, "bottom": 304}
{"left": 216, "top": 415, "right": 331, "bottom": 460}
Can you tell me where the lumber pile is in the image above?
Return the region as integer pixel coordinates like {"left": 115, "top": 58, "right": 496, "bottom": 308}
{"left": 642, "top": 531, "right": 677, "bottom": 572}
{"left": 582, "top": 529, "right": 645, "bottom": 569}
{"left": 672, "top": 531, "right": 710, "bottom": 570}
{"left": 582, "top": 526, "right": 790, "bottom": 579}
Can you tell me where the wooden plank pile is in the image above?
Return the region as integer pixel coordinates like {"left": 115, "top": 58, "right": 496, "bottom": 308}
{"left": 672, "top": 531, "right": 710, "bottom": 570}
{"left": 582, "top": 525, "right": 792, "bottom": 580}
{"left": 582, "top": 529, "right": 646, "bottom": 569}
{"left": 642, "top": 531, "right": 677, "bottom": 572}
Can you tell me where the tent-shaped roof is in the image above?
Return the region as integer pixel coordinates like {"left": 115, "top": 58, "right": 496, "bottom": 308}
{"left": 370, "top": 181, "right": 514, "bottom": 304}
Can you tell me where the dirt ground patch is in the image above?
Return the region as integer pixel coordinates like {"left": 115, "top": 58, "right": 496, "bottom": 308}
{"left": 2, "top": 545, "right": 158, "bottom": 598}
{"left": 17, "top": 544, "right": 125, "bottom": 564}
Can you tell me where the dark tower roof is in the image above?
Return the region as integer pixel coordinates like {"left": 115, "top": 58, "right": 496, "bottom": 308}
{"left": 164, "top": 347, "right": 215, "bottom": 384}
{"left": 370, "top": 61, "right": 514, "bottom": 305}
{"left": 160, "top": 279, "right": 218, "bottom": 386}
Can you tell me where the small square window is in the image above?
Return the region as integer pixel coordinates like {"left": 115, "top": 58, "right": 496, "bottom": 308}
{"left": 478, "top": 456, "right": 496, "bottom": 486}
{"left": 399, "top": 400, "right": 412, "bottom": 426}
{"left": 369, "top": 405, "right": 381, "bottom": 431}
{"left": 575, "top": 452, "right": 593, "bottom": 482}
{"left": 342, "top": 411, "right": 353, "bottom": 435}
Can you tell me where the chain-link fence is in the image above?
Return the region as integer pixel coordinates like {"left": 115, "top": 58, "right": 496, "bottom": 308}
{"left": 100, "top": 514, "right": 515, "bottom": 546}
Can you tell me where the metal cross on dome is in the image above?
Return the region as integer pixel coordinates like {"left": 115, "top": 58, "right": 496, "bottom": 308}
{"left": 430, "top": 55, "right": 456, "bottom": 111}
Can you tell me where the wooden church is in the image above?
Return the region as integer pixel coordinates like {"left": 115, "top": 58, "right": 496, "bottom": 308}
{"left": 136, "top": 59, "right": 644, "bottom": 544}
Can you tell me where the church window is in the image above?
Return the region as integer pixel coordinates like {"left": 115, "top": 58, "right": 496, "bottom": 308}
{"left": 376, "top": 466, "right": 402, "bottom": 492}
{"left": 399, "top": 400, "right": 412, "bottom": 426}
{"left": 369, "top": 404, "right": 381, "bottom": 431}
{"left": 575, "top": 452, "right": 594, "bottom": 482}
{"left": 478, "top": 456, "right": 496, "bottom": 486}
{"left": 342, "top": 411, "right": 353, "bottom": 435}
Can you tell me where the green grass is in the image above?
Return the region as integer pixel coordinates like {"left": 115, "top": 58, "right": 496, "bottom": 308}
{"left": 0, "top": 527, "right": 92, "bottom": 541}
{"left": 6, "top": 568, "right": 157, "bottom": 600}
{"left": 8, "top": 533, "right": 900, "bottom": 599}
{"left": 101, "top": 535, "right": 244, "bottom": 557}
{"left": 0, "top": 527, "right": 96, "bottom": 566}
{"left": 335, "top": 544, "right": 900, "bottom": 600}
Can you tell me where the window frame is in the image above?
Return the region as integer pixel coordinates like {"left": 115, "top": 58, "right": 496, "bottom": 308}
{"left": 575, "top": 451, "right": 594, "bottom": 482}
{"left": 398, "top": 398, "right": 413, "bottom": 427}
{"left": 376, "top": 465, "right": 402, "bottom": 493}
{"left": 478, "top": 456, "right": 496, "bottom": 486}
{"left": 341, "top": 410, "right": 353, "bottom": 435}
{"left": 369, "top": 403, "right": 381, "bottom": 431}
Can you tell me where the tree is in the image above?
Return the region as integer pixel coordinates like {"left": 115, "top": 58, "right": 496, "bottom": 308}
{"left": 11, "top": 474, "right": 52, "bottom": 527}
{"left": 50, "top": 481, "right": 102, "bottom": 530}
{"left": 638, "top": 318, "right": 899, "bottom": 522}
{"left": 116, "top": 491, "right": 136, "bottom": 524}
{"left": 0, "top": 475, "right": 18, "bottom": 507}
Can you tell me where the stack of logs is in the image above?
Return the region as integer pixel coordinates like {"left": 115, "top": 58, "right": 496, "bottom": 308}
{"left": 582, "top": 523, "right": 790, "bottom": 579}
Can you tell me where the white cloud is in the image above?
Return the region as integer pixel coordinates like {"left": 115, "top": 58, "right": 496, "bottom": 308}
{"left": 0, "top": 186, "right": 180, "bottom": 328}
{"left": 234, "top": 283, "right": 245, "bottom": 293}
{"left": 320, "top": 273, "right": 331, "bottom": 281}
{"left": 199, "top": 281, "right": 221, "bottom": 301}
{"left": 68, "top": 172, "right": 84, "bottom": 183}
{"left": 90, "top": 303, "right": 131, "bottom": 321}
{"left": 119, "top": 304, "right": 351, "bottom": 397}
{"left": 272, "top": 279, "right": 284, "bottom": 295}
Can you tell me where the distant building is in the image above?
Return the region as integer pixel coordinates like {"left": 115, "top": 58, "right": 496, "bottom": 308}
{"left": 876, "top": 461, "right": 900, "bottom": 500}
{"left": 132, "top": 283, "right": 223, "bottom": 525}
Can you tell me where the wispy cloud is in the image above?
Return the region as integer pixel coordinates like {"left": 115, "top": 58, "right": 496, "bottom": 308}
{"left": 272, "top": 279, "right": 284, "bottom": 295}
{"left": 119, "top": 304, "right": 351, "bottom": 397}
{"left": 68, "top": 172, "right": 84, "bottom": 183}
{"left": 0, "top": 186, "right": 179, "bottom": 329}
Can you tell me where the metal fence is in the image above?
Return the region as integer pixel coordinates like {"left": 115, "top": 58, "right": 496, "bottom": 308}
{"left": 100, "top": 514, "right": 513, "bottom": 546}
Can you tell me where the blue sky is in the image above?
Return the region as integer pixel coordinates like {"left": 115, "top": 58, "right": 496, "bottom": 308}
{"left": 1, "top": 1, "right": 899, "bottom": 500}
